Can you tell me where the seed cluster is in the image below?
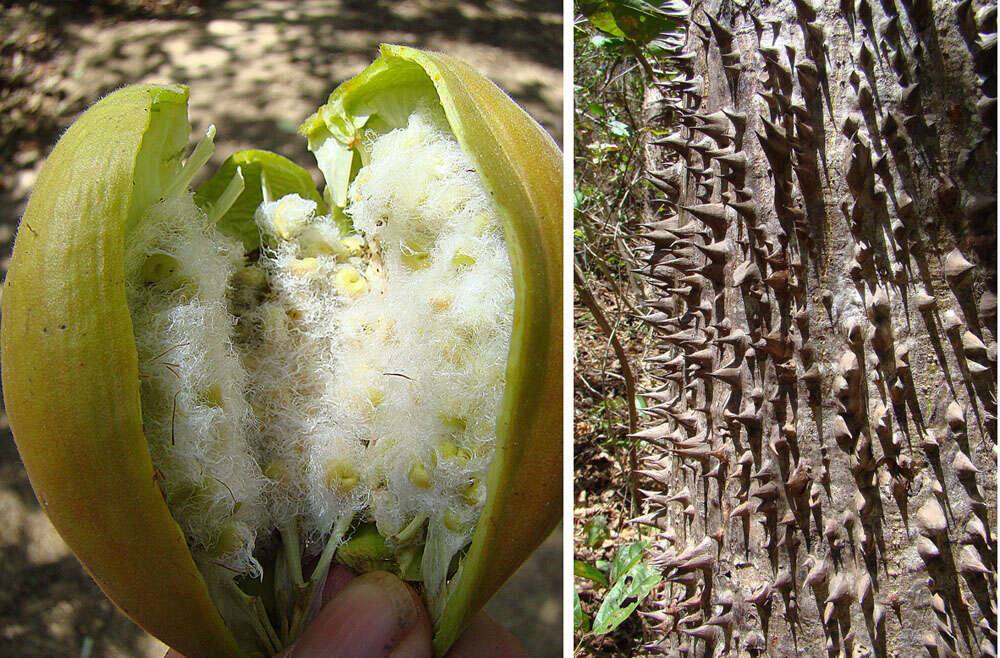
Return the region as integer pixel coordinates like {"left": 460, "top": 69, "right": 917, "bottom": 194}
{"left": 123, "top": 109, "right": 514, "bottom": 613}
{"left": 125, "top": 191, "right": 266, "bottom": 576}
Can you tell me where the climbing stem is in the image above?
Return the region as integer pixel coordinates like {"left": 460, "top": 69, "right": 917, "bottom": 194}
{"left": 283, "top": 513, "right": 356, "bottom": 644}
{"left": 225, "top": 578, "right": 281, "bottom": 655}
{"left": 312, "top": 513, "right": 356, "bottom": 586}
{"left": 281, "top": 521, "right": 306, "bottom": 588}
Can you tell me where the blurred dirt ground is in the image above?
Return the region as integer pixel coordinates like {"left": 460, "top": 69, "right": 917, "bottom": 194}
{"left": 0, "top": 1, "right": 562, "bottom": 655}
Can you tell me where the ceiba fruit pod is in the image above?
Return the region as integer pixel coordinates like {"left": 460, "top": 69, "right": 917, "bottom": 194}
{"left": 0, "top": 44, "right": 561, "bottom": 657}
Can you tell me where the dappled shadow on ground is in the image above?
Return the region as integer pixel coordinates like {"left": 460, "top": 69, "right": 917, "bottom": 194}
{"left": 0, "top": 1, "right": 561, "bottom": 655}
{"left": 0, "top": 0, "right": 561, "bottom": 237}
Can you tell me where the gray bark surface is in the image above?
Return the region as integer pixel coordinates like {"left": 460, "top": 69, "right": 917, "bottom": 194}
{"left": 631, "top": 0, "right": 996, "bottom": 655}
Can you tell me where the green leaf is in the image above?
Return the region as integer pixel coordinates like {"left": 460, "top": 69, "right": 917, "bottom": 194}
{"left": 575, "top": 559, "right": 609, "bottom": 587}
{"left": 583, "top": 514, "right": 611, "bottom": 548}
{"left": 580, "top": 0, "right": 679, "bottom": 46}
{"left": 588, "top": 101, "right": 607, "bottom": 118}
{"left": 194, "top": 150, "right": 326, "bottom": 251}
{"left": 574, "top": 589, "right": 590, "bottom": 633}
{"left": 608, "top": 120, "right": 631, "bottom": 138}
{"left": 583, "top": 4, "right": 626, "bottom": 39}
{"left": 586, "top": 141, "right": 621, "bottom": 153}
{"left": 589, "top": 33, "right": 620, "bottom": 49}
{"left": 592, "top": 560, "right": 661, "bottom": 635}
{"left": 608, "top": 541, "right": 647, "bottom": 585}
{"left": 588, "top": 33, "right": 626, "bottom": 56}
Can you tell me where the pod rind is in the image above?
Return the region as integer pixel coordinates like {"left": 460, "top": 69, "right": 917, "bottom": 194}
{"left": 0, "top": 84, "right": 243, "bottom": 658}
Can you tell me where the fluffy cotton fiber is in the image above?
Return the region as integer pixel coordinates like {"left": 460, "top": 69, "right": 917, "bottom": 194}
{"left": 124, "top": 109, "right": 513, "bottom": 612}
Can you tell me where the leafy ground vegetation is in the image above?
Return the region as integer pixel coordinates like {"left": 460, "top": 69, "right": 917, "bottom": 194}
{"left": 573, "top": 1, "right": 684, "bottom": 654}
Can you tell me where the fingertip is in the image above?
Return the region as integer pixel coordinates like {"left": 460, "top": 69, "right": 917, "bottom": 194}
{"left": 388, "top": 583, "right": 432, "bottom": 657}
{"left": 291, "top": 571, "right": 431, "bottom": 658}
{"left": 321, "top": 563, "right": 358, "bottom": 605}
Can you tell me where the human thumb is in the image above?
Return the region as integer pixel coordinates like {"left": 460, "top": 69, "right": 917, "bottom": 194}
{"left": 288, "top": 570, "right": 432, "bottom": 658}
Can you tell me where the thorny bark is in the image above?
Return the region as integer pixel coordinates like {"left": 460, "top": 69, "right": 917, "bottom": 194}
{"left": 620, "top": 0, "right": 997, "bottom": 656}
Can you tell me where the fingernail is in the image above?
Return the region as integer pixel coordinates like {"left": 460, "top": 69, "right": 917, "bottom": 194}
{"left": 290, "top": 571, "right": 425, "bottom": 657}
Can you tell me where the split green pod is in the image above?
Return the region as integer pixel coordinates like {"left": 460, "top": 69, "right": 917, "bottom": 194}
{"left": 0, "top": 45, "right": 561, "bottom": 656}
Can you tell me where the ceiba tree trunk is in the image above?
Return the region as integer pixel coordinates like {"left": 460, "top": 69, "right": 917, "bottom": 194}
{"left": 631, "top": 0, "right": 996, "bottom": 655}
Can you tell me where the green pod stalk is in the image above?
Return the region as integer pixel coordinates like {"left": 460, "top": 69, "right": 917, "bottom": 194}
{"left": 1, "top": 44, "right": 561, "bottom": 657}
